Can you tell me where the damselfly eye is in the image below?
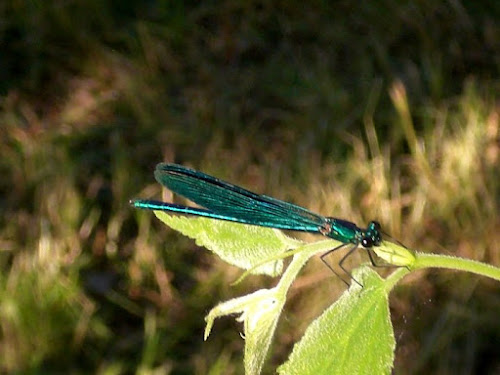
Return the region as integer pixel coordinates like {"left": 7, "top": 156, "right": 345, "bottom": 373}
{"left": 361, "top": 237, "right": 373, "bottom": 248}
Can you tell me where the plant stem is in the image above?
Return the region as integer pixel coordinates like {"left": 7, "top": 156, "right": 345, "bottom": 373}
{"left": 275, "top": 240, "right": 339, "bottom": 298}
{"left": 384, "top": 267, "right": 411, "bottom": 292}
{"left": 413, "top": 253, "right": 500, "bottom": 282}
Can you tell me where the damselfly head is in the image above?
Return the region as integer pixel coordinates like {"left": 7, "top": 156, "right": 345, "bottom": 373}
{"left": 361, "top": 221, "right": 382, "bottom": 248}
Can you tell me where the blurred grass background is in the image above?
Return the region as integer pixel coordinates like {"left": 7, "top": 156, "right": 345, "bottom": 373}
{"left": 0, "top": 1, "right": 499, "bottom": 374}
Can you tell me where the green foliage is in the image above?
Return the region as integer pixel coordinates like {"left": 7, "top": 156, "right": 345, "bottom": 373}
{"left": 278, "top": 269, "right": 394, "bottom": 375}
{"left": 373, "top": 240, "right": 415, "bottom": 266}
{"left": 153, "top": 212, "right": 301, "bottom": 276}
{"left": 0, "top": 0, "right": 499, "bottom": 373}
{"left": 151, "top": 215, "right": 498, "bottom": 374}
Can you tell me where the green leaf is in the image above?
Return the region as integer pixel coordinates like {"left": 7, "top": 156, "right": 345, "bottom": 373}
{"left": 205, "top": 287, "right": 285, "bottom": 375}
{"left": 154, "top": 212, "right": 301, "bottom": 276}
{"left": 277, "top": 267, "right": 395, "bottom": 375}
{"left": 373, "top": 240, "right": 415, "bottom": 266}
{"left": 205, "top": 242, "right": 334, "bottom": 375}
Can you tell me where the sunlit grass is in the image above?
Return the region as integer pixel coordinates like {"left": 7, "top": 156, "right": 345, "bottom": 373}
{"left": 0, "top": 1, "right": 499, "bottom": 373}
{"left": 3, "top": 80, "right": 497, "bottom": 373}
{"left": 0, "top": 231, "right": 101, "bottom": 371}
